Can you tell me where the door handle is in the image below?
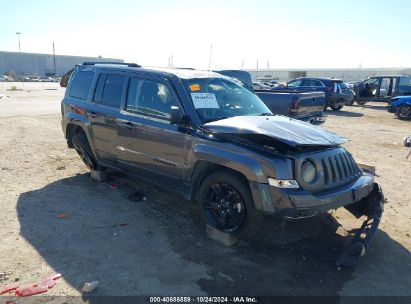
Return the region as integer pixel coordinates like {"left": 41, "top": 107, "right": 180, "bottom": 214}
{"left": 117, "top": 120, "right": 136, "bottom": 129}
{"left": 88, "top": 112, "right": 97, "bottom": 118}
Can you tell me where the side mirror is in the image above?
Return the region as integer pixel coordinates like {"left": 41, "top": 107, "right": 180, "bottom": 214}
{"left": 170, "top": 106, "right": 186, "bottom": 125}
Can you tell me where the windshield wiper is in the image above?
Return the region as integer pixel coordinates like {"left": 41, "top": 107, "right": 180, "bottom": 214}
{"left": 203, "top": 116, "right": 229, "bottom": 123}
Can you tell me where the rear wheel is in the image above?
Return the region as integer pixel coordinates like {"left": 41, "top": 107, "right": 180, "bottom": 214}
{"left": 72, "top": 133, "right": 100, "bottom": 170}
{"left": 330, "top": 104, "right": 343, "bottom": 111}
{"left": 356, "top": 99, "right": 367, "bottom": 106}
{"left": 198, "top": 170, "right": 263, "bottom": 239}
{"left": 396, "top": 104, "right": 411, "bottom": 120}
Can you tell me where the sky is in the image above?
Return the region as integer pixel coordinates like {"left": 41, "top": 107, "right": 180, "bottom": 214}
{"left": 1, "top": 0, "right": 410, "bottom": 70}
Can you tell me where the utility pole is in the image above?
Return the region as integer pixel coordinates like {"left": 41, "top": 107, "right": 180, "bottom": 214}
{"left": 52, "top": 42, "right": 57, "bottom": 76}
{"left": 267, "top": 60, "right": 270, "bottom": 69}
{"left": 16, "top": 32, "right": 22, "bottom": 52}
{"left": 256, "top": 60, "right": 259, "bottom": 70}
{"left": 241, "top": 59, "right": 244, "bottom": 69}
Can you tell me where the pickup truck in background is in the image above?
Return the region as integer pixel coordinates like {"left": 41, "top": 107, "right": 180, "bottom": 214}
{"left": 353, "top": 75, "right": 411, "bottom": 105}
{"left": 271, "top": 77, "right": 354, "bottom": 111}
{"left": 256, "top": 91, "right": 326, "bottom": 124}
{"left": 215, "top": 70, "right": 326, "bottom": 124}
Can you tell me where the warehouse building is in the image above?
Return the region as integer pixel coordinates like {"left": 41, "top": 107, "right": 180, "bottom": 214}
{"left": 0, "top": 51, "right": 123, "bottom": 77}
{"left": 247, "top": 67, "right": 411, "bottom": 82}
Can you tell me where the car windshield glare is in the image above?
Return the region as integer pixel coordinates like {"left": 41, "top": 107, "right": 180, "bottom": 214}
{"left": 184, "top": 78, "right": 272, "bottom": 123}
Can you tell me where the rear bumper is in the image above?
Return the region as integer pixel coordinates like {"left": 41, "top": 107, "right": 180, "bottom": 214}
{"left": 299, "top": 114, "right": 327, "bottom": 125}
{"left": 327, "top": 95, "right": 354, "bottom": 106}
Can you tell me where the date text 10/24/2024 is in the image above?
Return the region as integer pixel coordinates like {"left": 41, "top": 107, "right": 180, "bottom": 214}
{"left": 149, "top": 297, "right": 258, "bottom": 303}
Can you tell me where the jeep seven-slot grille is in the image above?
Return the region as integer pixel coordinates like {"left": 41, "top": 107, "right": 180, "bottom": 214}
{"left": 320, "top": 151, "right": 360, "bottom": 186}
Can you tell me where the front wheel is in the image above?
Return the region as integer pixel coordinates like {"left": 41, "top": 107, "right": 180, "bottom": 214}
{"left": 396, "top": 104, "right": 411, "bottom": 120}
{"left": 198, "top": 170, "right": 263, "bottom": 239}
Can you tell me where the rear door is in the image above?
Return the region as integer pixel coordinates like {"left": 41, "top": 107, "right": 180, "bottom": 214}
{"left": 115, "top": 75, "right": 188, "bottom": 190}
{"left": 88, "top": 72, "right": 126, "bottom": 165}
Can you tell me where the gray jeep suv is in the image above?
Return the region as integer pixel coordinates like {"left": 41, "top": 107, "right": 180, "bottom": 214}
{"left": 62, "top": 62, "right": 384, "bottom": 266}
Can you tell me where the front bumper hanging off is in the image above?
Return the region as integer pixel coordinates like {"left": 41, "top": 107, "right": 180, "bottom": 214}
{"left": 336, "top": 183, "right": 385, "bottom": 268}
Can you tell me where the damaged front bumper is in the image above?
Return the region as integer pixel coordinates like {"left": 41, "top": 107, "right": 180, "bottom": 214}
{"left": 250, "top": 176, "right": 385, "bottom": 268}
{"left": 336, "top": 183, "right": 384, "bottom": 268}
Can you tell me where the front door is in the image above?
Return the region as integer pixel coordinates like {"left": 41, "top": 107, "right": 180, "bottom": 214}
{"left": 115, "top": 76, "right": 188, "bottom": 190}
{"left": 357, "top": 77, "right": 380, "bottom": 102}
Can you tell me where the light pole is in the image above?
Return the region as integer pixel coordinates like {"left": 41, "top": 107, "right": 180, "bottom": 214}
{"left": 16, "top": 32, "right": 22, "bottom": 52}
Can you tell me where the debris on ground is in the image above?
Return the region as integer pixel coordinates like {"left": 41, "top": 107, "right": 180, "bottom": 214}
{"left": 4, "top": 273, "right": 62, "bottom": 297}
{"left": 0, "top": 283, "right": 19, "bottom": 295}
{"left": 128, "top": 191, "right": 147, "bottom": 202}
{"left": 405, "top": 135, "right": 411, "bottom": 160}
{"left": 82, "top": 281, "right": 99, "bottom": 293}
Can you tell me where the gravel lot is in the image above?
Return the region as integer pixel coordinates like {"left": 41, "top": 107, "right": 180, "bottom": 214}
{"left": 0, "top": 83, "right": 410, "bottom": 300}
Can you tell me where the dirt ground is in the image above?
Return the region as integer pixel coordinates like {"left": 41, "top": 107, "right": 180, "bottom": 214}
{"left": 0, "top": 83, "right": 410, "bottom": 301}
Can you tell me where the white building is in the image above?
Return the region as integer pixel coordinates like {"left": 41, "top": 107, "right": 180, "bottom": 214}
{"left": 246, "top": 67, "right": 411, "bottom": 82}
{"left": 0, "top": 51, "right": 123, "bottom": 76}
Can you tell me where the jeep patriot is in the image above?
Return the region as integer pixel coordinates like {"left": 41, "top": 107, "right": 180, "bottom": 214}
{"left": 61, "top": 62, "right": 384, "bottom": 266}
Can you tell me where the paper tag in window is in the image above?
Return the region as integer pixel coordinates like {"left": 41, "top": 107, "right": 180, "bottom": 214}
{"left": 191, "top": 93, "right": 219, "bottom": 109}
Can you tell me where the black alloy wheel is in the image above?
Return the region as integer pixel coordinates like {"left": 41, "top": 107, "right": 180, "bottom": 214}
{"left": 203, "top": 182, "right": 246, "bottom": 233}
{"left": 396, "top": 105, "right": 411, "bottom": 120}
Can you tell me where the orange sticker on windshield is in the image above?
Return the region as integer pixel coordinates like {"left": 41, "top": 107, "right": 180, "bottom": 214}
{"left": 189, "top": 84, "right": 200, "bottom": 91}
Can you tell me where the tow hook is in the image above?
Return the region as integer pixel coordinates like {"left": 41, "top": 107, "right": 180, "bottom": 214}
{"left": 336, "top": 184, "right": 384, "bottom": 269}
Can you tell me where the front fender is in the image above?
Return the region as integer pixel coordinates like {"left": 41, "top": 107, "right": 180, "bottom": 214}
{"left": 189, "top": 143, "right": 271, "bottom": 183}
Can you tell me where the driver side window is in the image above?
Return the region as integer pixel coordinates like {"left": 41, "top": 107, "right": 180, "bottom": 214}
{"left": 126, "top": 78, "right": 177, "bottom": 119}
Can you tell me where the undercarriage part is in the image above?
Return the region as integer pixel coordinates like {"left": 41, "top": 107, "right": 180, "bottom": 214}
{"left": 336, "top": 184, "right": 384, "bottom": 268}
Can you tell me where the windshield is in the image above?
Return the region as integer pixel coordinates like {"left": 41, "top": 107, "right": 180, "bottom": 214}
{"left": 184, "top": 78, "right": 272, "bottom": 123}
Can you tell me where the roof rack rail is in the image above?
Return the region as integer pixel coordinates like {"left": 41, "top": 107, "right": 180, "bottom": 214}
{"left": 82, "top": 61, "right": 141, "bottom": 68}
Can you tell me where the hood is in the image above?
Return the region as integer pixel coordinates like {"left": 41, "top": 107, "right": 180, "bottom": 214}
{"left": 203, "top": 115, "right": 346, "bottom": 148}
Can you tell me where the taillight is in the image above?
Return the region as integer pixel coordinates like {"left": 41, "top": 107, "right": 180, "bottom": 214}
{"left": 290, "top": 97, "right": 300, "bottom": 115}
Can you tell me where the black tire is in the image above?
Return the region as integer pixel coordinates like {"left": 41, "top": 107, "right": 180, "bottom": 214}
{"left": 198, "top": 170, "right": 263, "bottom": 239}
{"left": 72, "top": 132, "right": 100, "bottom": 170}
{"left": 330, "top": 104, "right": 343, "bottom": 111}
{"left": 356, "top": 100, "right": 367, "bottom": 106}
{"left": 395, "top": 104, "right": 411, "bottom": 120}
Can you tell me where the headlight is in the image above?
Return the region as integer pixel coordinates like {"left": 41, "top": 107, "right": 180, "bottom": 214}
{"left": 301, "top": 160, "right": 317, "bottom": 184}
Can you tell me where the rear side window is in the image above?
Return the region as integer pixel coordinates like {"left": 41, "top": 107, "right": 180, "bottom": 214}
{"left": 302, "top": 79, "right": 324, "bottom": 87}
{"left": 93, "top": 73, "right": 126, "bottom": 108}
{"left": 69, "top": 71, "right": 94, "bottom": 100}
{"left": 287, "top": 79, "right": 302, "bottom": 87}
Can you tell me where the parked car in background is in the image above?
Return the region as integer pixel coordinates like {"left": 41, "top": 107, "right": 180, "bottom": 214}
{"left": 0, "top": 75, "right": 13, "bottom": 82}
{"left": 387, "top": 96, "right": 411, "bottom": 120}
{"left": 272, "top": 77, "right": 354, "bottom": 111}
{"left": 256, "top": 91, "right": 326, "bottom": 124}
{"left": 353, "top": 75, "right": 411, "bottom": 105}
{"left": 252, "top": 81, "right": 271, "bottom": 91}
{"left": 215, "top": 70, "right": 326, "bottom": 124}
{"left": 24, "top": 76, "right": 41, "bottom": 82}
